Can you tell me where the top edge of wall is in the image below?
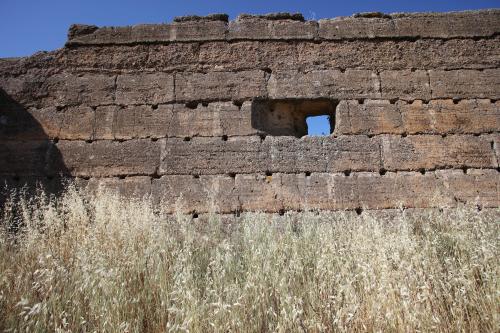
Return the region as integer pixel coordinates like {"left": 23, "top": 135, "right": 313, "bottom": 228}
{"left": 65, "top": 9, "right": 500, "bottom": 45}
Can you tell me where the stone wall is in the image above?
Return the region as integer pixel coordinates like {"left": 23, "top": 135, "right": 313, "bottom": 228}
{"left": 1, "top": 10, "right": 499, "bottom": 214}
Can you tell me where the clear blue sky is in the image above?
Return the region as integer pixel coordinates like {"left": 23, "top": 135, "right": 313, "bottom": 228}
{"left": 1, "top": 0, "right": 499, "bottom": 58}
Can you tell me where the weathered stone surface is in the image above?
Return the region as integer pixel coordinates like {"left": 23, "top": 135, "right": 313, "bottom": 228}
{"left": 437, "top": 169, "right": 499, "bottom": 208}
{"left": 67, "top": 25, "right": 170, "bottom": 45}
{"left": 116, "top": 73, "right": 174, "bottom": 105}
{"left": 57, "top": 106, "right": 94, "bottom": 140}
{"left": 60, "top": 43, "right": 200, "bottom": 72}
{"left": 170, "top": 20, "right": 227, "bottom": 41}
{"left": 152, "top": 175, "right": 237, "bottom": 214}
{"left": 335, "top": 100, "right": 403, "bottom": 135}
{"left": 380, "top": 70, "right": 430, "bottom": 100}
{"left": 84, "top": 176, "right": 152, "bottom": 198}
{"left": 235, "top": 173, "right": 281, "bottom": 212}
{"left": 400, "top": 99, "right": 500, "bottom": 135}
{"left": 228, "top": 16, "right": 316, "bottom": 40}
{"left": 169, "top": 102, "right": 257, "bottom": 137}
{"left": 2, "top": 9, "right": 500, "bottom": 214}
{"left": 268, "top": 70, "right": 380, "bottom": 99}
{"left": 92, "top": 102, "right": 258, "bottom": 140}
{"left": 335, "top": 99, "right": 500, "bottom": 135}
{"left": 52, "top": 139, "right": 160, "bottom": 177}
{"left": 175, "top": 70, "right": 267, "bottom": 102}
{"left": 324, "top": 136, "right": 382, "bottom": 172}
{"left": 59, "top": 38, "right": 500, "bottom": 73}
{"left": 198, "top": 41, "right": 299, "bottom": 72}
{"left": 279, "top": 173, "right": 333, "bottom": 210}
{"left": 1, "top": 73, "right": 115, "bottom": 108}
{"left": 43, "top": 73, "right": 115, "bottom": 107}
{"left": 159, "top": 136, "right": 267, "bottom": 175}
{"left": 93, "top": 105, "right": 116, "bottom": 140}
{"left": 319, "top": 10, "right": 500, "bottom": 39}
{"left": 113, "top": 105, "right": 171, "bottom": 139}
{"left": 264, "top": 136, "right": 328, "bottom": 173}
{"left": 382, "top": 135, "right": 497, "bottom": 171}
{"left": 430, "top": 69, "right": 500, "bottom": 99}
{"left": 67, "top": 10, "right": 499, "bottom": 44}
{"left": 160, "top": 135, "right": 382, "bottom": 175}
{"left": 67, "top": 20, "right": 227, "bottom": 45}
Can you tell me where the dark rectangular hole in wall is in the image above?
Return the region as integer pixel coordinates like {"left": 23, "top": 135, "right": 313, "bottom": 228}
{"left": 251, "top": 99, "right": 337, "bottom": 138}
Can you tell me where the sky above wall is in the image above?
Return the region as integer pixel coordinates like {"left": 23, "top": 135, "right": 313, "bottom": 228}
{"left": 1, "top": 0, "right": 499, "bottom": 58}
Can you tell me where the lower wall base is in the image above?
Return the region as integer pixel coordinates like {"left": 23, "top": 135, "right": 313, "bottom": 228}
{"left": 1, "top": 168, "right": 499, "bottom": 214}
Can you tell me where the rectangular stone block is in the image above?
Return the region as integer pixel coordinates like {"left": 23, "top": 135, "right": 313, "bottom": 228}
{"left": 94, "top": 105, "right": 116, "bottom": 140}
{"left": 115, "top": 73, "right": 174, "bottom": 105}
{"left": 84, "top": 176, "right": 152, "bottom": 198}
{"left": 0, "top": 140, "right": 50, "bottom": 176}
{"left": 113, "top": 105, "right": 172, "bottom": 139}
{"left": 437, "top": 169, "right": 499, "bottom": 208}
{"left": 235, "top": 173, "right": 282, "bottom": 212}
{"left": 175, "top": 70, "right": 267, "bottom": 102}
{"left": 380, "top": 70, "right": 431, "bottom": 100}
{"left": 159, "top": 136, "right": 267, "bottom": 175}
{"left": 400, "top": 99, "right": 500, "bottom": 135}
{"left": 279, "top": 173, "right": 334, "bottom": 210}
{"left": 382, "top": 135, "right": 497, "bottom": 171}
{"left": 68, "top": 25, "right": 169, "bottom": 45}
{"left": 59, "top": 106, "right": 95, "bottom": 140}
{"left": 44, "top": 73, "right": 115, "bottom": 107}
{"left": 334, "top": 100, "right": 403, "bottom": 135}
{"left": 264, "top": 136, "right": 328, "bottom": 173}
{"left": 268, "top": 70, "right": 380, "bottom": 99}
{"left": 324, "top": 136, "right": 382, "bottom": 172}
{"left": 318, "top": 10, "right": 500, "bottom": 39}
{"left": 228, "top": 18, "right": 316, "bottom": 40}
{"left": 152, "top": 175, "right": 237, "bottom": 214}
{"left": 429, "top": 69, "right": 500, "bottom": 99}
{"left": 170, "top": 20, "right": 227, "bottom": 41}
{"left": 168, "top": 102, "right": 258, "bottom": 137}
{"left": 53, "top": 139, "right": 160, "bottom": 177}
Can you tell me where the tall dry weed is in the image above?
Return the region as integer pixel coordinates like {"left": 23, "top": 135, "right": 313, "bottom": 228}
{"left": 0, "top": 185, "right": 498, "bottom": 332}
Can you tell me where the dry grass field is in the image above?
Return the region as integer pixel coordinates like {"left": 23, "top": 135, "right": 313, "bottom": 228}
{"left": 0, "top": 185, "right": 498, "bottom": 332}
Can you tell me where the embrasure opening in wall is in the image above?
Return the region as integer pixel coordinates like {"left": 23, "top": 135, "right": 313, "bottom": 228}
{"left": 251, "top": 99, "right": 337, "bottom": 137}
{"left": 306, "top": 115, "right": 331, "bottom": 136}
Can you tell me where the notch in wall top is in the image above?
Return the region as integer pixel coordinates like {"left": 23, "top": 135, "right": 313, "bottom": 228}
{"left": 237, "top": 12, "right": 305, "bottom": 21}
{"left": 173, "top": 13, "right": 229, "bottom": 23}
{"left": 67, "top": 24, "right": 99, "bottom": 39}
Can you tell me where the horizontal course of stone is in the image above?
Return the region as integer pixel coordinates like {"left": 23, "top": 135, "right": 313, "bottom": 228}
{"left": 0, "top": 10, "right": 499, "bottom": 213}
{"left": 65, "top": 10, "right": 500, "bottom": 45}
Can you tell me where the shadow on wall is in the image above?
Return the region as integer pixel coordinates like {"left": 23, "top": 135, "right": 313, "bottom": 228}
{"left": 0, "top": 88, "right": 70, "bottom": 209}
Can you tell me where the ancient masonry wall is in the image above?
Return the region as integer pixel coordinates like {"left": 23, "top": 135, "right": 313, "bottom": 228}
{"left": 0, "top": 10, "right": 499, "bottom": 214}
